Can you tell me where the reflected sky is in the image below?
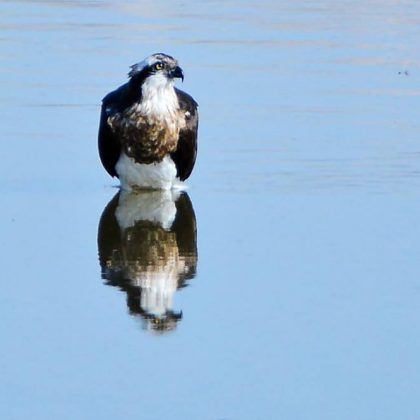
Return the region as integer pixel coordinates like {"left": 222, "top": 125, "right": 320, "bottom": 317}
{"left": 98, "top": 190, "right": 197, "bottom": 332}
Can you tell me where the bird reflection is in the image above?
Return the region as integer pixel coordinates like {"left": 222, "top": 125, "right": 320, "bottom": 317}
{"left": 98, "top": 190, "right": 197, "bottom": 333}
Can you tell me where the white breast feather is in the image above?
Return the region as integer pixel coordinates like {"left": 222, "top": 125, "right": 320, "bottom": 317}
{"left": 138, "top": 73, "right": 179, "bottom": 118}
{"left": 116, "top": 153, "right": 187, "bottom": 191}
{"left": 115, "top": 71, "right": 186, "bottom": 190}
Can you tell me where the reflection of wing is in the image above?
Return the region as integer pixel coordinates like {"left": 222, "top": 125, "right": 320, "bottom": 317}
{"left": 171, "top": 190, "right": 197, "bottom": 282}
{"left": 171, "top": 88, "right": 199, "bottom": 181}
{"left": 97, "top": 190, "right": 197, "bottom": 332}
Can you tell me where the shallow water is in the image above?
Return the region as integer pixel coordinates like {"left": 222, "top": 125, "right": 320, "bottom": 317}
{"left": 1, "top": 1, "right": 420, "bottom": 419}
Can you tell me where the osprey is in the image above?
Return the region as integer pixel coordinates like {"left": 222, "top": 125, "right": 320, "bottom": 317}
{"left": 98, "top": 53, "right": 198, "bottom": 190}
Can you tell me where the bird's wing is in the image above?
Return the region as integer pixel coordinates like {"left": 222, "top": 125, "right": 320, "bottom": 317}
{"left": 98, "top": 85, "right": 130, "bottom": 178}
{"left": 172, "top": 88, "right": 199, "bottom": 181}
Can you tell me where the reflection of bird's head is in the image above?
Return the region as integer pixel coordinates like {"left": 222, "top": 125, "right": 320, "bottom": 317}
{"left": 142, "top": 310, "right": 183, "bottom": 333}
{"left": 128, "top": 53, "right": 184, "bottom": 89}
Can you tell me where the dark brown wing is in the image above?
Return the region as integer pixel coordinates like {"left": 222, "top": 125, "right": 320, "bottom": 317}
{"left": 98, "top": 102, "right": 120, "bottom": 177}
{"left": 98, "top": 82, "right": 140, "bottom": 178}
{"left": 172, "top": 88, "right": 199, "bottom": 181}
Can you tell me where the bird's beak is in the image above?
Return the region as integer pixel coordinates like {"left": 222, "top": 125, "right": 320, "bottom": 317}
{"left": 171, "top": 66, "right": 184, "bottom": 82}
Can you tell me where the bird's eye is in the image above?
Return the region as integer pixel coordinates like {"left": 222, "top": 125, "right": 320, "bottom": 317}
{"left": 154, "top": 62, "right": 164, "bottom": 71}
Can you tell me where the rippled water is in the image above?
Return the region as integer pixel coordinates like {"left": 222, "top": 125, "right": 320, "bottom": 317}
{"left": 1, "top": 1, "right": 420, "bottom": 419}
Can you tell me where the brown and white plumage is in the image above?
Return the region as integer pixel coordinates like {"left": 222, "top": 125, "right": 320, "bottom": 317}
{"left": 98, "top": 53, "right": 198, "bottom": 190}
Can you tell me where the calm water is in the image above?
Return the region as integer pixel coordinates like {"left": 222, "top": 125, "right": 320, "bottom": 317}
{"left": 1, "top": 1, "right": 420, "bottom": 419}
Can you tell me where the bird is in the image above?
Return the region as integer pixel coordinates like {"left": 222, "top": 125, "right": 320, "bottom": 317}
{"left": 98, "top": 53, "right": 198, "bottom": 190}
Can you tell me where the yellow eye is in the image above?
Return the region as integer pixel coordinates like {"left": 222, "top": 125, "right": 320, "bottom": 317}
{"left": 154, "top": 62, "right": 164, "bottom": 71}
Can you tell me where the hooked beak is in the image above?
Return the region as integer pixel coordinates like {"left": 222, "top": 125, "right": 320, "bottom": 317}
{"left": 171, "top": 66, "right": 184, "bottom": 82}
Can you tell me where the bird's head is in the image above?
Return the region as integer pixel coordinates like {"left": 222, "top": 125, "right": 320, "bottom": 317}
{"left": 128, "top": 53, "right": 184, "bottom": 88}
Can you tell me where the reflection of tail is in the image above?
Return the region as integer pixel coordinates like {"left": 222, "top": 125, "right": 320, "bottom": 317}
{"left": 97, "top": 190, "right": 197, "bottom": 333}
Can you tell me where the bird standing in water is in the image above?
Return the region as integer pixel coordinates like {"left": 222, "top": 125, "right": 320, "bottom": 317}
{"left": 98, "top": 53, "right": 198, "bottom": 190}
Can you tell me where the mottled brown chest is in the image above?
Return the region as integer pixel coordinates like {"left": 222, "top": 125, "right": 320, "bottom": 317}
{"left": 108, "top": 107, "right": 184, "bottom": 164}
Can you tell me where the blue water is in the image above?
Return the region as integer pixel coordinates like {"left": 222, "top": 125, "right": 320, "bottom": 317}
{"left": 1, "top": 1, "right": 420, "bottom": 419}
